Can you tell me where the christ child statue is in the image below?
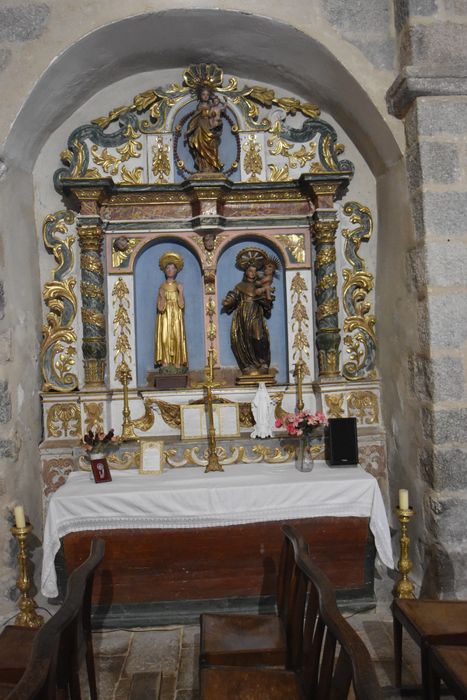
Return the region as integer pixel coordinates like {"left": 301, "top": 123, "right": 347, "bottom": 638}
{"left": 255, "top": 256, "right": 280, "bottom": 301}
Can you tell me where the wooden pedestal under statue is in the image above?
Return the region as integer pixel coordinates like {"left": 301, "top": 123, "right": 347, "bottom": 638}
{"left": 153, "top": 373, "right": 188, "bottom": 390}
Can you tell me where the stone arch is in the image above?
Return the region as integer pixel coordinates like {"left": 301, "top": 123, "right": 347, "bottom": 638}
{"left": 2, "top": 9, "right": 401, "bottom": 173}
{"left": 0, "top": 8, "right": 413, "bottom": 608}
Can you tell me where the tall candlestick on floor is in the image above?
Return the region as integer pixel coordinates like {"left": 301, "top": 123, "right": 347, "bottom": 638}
{"left": 394, "top": 493, "right": 416, "bottom": 600}
{"left": 11, "top": 513, "right": 43, "bottom": 628}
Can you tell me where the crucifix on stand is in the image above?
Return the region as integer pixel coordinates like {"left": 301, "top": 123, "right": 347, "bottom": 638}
{"left": 201, "top": 348, "right": 224, "bottom": 473}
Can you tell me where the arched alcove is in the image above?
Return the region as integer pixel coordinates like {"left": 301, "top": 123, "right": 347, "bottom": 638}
{"left": 0, "top": 8, "right": 419, "bottom": 612}
{"left": 3, "top": 10, "right": 401, "bottom": 174}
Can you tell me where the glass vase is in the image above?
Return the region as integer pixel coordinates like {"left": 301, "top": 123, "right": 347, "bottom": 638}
{"left": 296, "top": 435, "right": 315, "bottom": 472}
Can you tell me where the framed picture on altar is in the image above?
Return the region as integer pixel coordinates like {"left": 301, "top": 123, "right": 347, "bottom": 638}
{"left": 90, "top": 455, "right": 112, "bottom": 483}
{"left": 139, "top": 440, "right": 165, "bottom": 475}
{"left": 180, "top": 403, "right": 240, "bottom": 440}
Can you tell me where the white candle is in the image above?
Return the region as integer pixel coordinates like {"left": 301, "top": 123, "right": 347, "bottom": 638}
{"left": 14, "top": 505, "right": 26, "bottom": 528}
{"left": 398, "top": 489, "right": 409, "bottom": 510}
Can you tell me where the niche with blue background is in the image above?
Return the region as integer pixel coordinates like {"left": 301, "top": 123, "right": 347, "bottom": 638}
{"left": 173, "top": 101, "right": 240, "bottom": 182}
{"left": 134, "top": 240, "right": 204, "bottom": 385}
{"left": 217, "top": 238, "right": 288, "bottom": 384}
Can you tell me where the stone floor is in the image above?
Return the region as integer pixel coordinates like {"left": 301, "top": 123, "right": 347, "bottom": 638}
{"left": 77, "top": 607, "right": 455, "bottom": 699}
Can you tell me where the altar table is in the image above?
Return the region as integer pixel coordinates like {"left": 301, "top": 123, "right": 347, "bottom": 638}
{"left": 41, "top": 461, "right": 393, "bottom": 606}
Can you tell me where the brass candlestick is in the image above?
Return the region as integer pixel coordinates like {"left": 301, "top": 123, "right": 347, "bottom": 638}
{"left": 293, "top": 359, "right": 306, "bottom": 412}
{"left": 116, "top": 361, "right": 137, "bottom": 440}
{"left": 11, "top": 524, "right": 43, "bottom": 628}
{"left": 394, "top": 507, "right": 416, "bottom": 599}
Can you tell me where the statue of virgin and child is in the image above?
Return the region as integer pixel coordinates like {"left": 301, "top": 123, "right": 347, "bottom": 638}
{"left": 186, "top": 87, "right": 227, "bottom": 173}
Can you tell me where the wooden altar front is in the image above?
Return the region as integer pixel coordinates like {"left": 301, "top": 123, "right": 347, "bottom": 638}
{"left": 62, "top": 517, "right": 375, "bottom": 626}
{"left": 42, "top": 462, "right": 393, "bottom": 626}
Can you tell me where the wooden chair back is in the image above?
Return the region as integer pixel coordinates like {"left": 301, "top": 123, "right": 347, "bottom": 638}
{"left": 296, "top": 550, "right": 383, "bottom": 700}
{"left": 278, "top": 524, "right": 310, "bottom": 669}
{"left": 5, "top": 538, "right": 105, "bottom": 700}
{"left": 276, "top": 524, "right": 309, "bottom": 618}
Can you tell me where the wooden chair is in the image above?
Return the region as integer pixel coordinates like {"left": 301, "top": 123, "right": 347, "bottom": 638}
{"left": 392, "top": 598, "right": 467, "bottom": 691}
{"left": 200, "top": 548, "right": 383, "bottom": 700}
{"left": 0, "top": 538, "right": 105, "bottom": 700}
{"left": 199, "top": 523, "right": 309, "bottom": 668}
{"left": 426, "top": 643, "right": 467, "bottom": 700}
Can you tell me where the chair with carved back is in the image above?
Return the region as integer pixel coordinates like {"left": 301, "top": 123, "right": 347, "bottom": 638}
{"left": 392, "top": 598, "right": 467, "bottom": 693}
{"left": 199, "top": 523, "right": 309, "bottom": 668}
{"left": 200, "top": 546, "right": 383, "bottom": 700}
{"left": 0, "top": 538, "right": 105, "bottom": 700}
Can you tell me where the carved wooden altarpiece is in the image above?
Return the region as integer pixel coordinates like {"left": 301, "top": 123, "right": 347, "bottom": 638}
{"left": 39, "top": 64, "right": 385, "bottom": 507}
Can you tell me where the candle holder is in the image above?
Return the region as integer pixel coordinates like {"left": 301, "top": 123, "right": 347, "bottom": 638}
{"left": 293, "top": 359, "right": 305, "bottom": 412}
{"left": 11, "top": 523, "right": 43, "bottom": 628}
{"left": 394, "top": 506, "right": 416, "bottom": 600}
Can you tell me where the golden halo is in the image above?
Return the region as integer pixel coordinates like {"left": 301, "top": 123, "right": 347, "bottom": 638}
{"left": 159, "top": 251, "right": 184, "bottom": 273}
{"left": 235, "top": 247, "right": 268, "bottom": 271}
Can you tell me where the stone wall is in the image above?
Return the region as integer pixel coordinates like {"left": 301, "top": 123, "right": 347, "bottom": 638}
{"left": 388, "top": 0, "right": 467, "bottom": 596}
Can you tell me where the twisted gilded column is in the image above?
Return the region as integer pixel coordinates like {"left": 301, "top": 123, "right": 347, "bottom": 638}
{"left": 78, "top": 224, "right": 106, "bottom": 386}
{"left": 312, "top": 211, "right": 340, "bottom": 376}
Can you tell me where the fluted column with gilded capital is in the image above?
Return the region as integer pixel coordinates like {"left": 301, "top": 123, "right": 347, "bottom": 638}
{"left": 77, "top": 224, "right": 106, "bottom": 386}
{"left": 312, "top": 212, "right": 340, "bottom": 377}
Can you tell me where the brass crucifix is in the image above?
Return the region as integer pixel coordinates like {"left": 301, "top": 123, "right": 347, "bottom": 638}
{"left": 202, "top": 349, "right": 224, "bottom": 473}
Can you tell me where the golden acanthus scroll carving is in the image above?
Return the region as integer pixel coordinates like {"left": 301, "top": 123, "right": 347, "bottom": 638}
{"left": 347, "top": 391, "right": 379, "bottom": 424}
{"left": 342, "top": 202, "right": 377, "bottom": 381}
{"left": 40, "top": 210, "right": 78, "bottom": 393}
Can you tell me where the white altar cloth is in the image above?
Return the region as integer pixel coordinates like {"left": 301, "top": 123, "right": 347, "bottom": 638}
{"left": 41, "top": 461, "right": 394, "bottom": 598}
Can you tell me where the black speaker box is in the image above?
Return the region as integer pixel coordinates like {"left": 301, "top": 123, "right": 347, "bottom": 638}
{"left": 326, "top": 417, "right": 359, "bottom": 466}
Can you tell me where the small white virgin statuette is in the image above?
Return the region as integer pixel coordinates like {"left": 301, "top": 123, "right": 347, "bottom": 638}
{"left": 250, "top": 382, "right": 275, "bottom": 439}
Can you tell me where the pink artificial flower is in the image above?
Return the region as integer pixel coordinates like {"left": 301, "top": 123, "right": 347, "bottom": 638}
{"left": 275, "top": 418, "right": 283, "bottom": 428}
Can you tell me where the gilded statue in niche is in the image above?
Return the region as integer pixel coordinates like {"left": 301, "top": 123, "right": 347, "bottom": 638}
{"left": 222, "top": 248, "right": 278, "bottom": 382}
{"left": 186, "top": 88, "right": 227, "bottom": 172}
{"left": 154, "top": 252, "right": 188, "bottom": 374}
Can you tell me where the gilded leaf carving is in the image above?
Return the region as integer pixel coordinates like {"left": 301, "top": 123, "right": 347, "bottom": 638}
{"left": 342, "top": 202, "right": 377, "bottom": 380}
{"left": 119, "top": 166, "right": 144, "bottom": 185}
{"left": 40, "top": 211, "right": 79, "bottom": 393}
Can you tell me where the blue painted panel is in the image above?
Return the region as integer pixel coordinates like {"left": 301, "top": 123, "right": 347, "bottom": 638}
{"left": 217, "top": 238, "right": 288, "bottom": 384}
{"left": 134, "top": 241, "right": 204, "bottom": 385}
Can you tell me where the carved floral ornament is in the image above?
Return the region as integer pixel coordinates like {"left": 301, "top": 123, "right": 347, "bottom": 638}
{"left": 324, "top": 391, "right": 379, "bottom": 424}
{"left": 47, "top": 403, "right": 81, "bottom": 438}
{"left": 54, "top": 63, "right": 354, "bottom": 190}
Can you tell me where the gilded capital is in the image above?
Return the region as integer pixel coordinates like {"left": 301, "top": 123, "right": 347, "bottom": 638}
{"left": 312, "top": 219, "right": 339, "bottom": 244}
{"left": 77, "top": 224, "right": 104, "bottom": 253}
